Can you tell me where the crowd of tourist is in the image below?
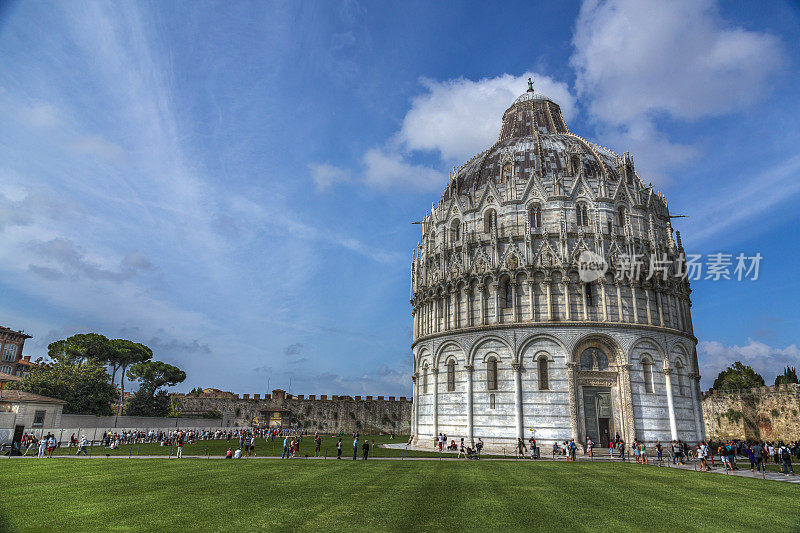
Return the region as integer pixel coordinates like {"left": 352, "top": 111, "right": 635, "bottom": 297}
{"left": 7, "top": 424, "right": 798, "bottom": 475}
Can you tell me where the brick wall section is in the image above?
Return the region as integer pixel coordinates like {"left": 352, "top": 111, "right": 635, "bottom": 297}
{"left": 702, "top": 384, "right": 800, "bottom": 441}
{"left": 172, "top": 394, "right": 412, "bottom": 433}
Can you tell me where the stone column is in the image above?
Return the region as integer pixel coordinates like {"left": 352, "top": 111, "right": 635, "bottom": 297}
{"left": 432, "top": 368, "right": 439, "bottom": 438}
{"left": 619, "top": 364, "right": 637, "bottom": 444}
{"left": 411, "top": 373, "right": 419, "bottom": 437}
{"left": 528, "top": 280, "right": 536, "bottom": 321}
{"left": 656, "top": 291, "right": 665, "bottom": 327}
{"left": 513, "top": 362, "right": 524, "bottom": 440}
{"left": 453, "top": 289, "right": 460, "bottom": 329}
{"left": 664, "top": 368, "right": 679, "bottom": 441}
{"left": 581, "top": 282, "right": 588, "bottom": 320}
{"left": 566, "top": 362, "right": 580, "bottom": 444}
{"left": 465, "top": 364, "right": 474, "bottom": 444}
{"left": 615, "top": 281, "right": 623, "bottom": 322}
{"left": 688, "top": 372, "right": 704, "bottom": 442}
{"left": 465, "top": 286, "right": 472, "bottom": 327}
{"left": 492, "top": 282, "right": 501, "bottom": 324}
{"left": 631, "top": 282, "right": 639, "bottom": 324}
{"left": 478, "top": 284, "right": 486, "bottom": 325}
{"left": 563, "top": 279, "right": 571, "bottom": 321}
{"left": 645, "top": 288, "right": 653, "bottom": 325}
{"left": 511, "top": 282, "right": 519, "bottom": 323}
{"left": 545, "top": 278, "right": 553, "bottom": 321}
{"left": 600, "top": 280, "right": 608, "bottom": 321}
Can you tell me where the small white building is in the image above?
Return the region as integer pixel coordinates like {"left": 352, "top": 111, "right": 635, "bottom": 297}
{"left": 0, "top": 390, "right": 66, "bottom": 445}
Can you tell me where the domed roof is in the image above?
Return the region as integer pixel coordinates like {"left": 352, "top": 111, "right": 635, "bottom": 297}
{"left": 513, "top": 90, "right": 553, "bottom": 105}
{"left": 440, "top": 85, "right": 626, "bottom": 199}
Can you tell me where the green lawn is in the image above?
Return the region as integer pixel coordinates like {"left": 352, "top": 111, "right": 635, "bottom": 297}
{"left": 0, "top": 460, "right": 797, "bottom": 532}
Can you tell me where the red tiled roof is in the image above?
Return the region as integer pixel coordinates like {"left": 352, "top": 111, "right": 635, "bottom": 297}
{"left": 0, "top": 390, "right": 66, "bottom": 404}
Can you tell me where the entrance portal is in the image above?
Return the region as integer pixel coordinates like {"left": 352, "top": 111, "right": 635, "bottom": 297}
{"left": 582, "top": 387, "right": 615, "bottom": 448}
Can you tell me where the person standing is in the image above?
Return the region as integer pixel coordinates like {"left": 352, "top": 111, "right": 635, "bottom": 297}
{"left": 353, "top": 436, "right": 358, "bottom": 460}
{"left": 281, "top": 436, "right": 289, "bottom": 459}
{"left": 37, "top": 437, "right": 47, "bottom": 458}
{"left": 753, "top": 442, "right": 763, "bottom": 473}
{"left": 336, "top": 438, "right": 342, "bottom": 459}
{"left": 176, "top": 433, "right": 184, "bottom": 459}
{"left": 362, "top": 439, "right": 369, "bottom": 460}
{"left": 656, "top": 441, "right": 663, "bottom": 462}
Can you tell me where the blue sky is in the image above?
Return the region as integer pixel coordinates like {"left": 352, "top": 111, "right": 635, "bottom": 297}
{"left": 0, "top": 0, "right": 798, "bottom": 395}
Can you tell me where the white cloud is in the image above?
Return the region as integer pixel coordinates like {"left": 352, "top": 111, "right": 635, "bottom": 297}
{"left": 19, "top": 102, "right": 59, "bottom": 128}
{"left": 362, "top": 148, "right": 446, "bottom": 192}
{"left": 70, "top": 135, "right": 126, "bottom": 161}
{"left": 698, "top": 339, "right": 800, "bottom": 389}
{"left": 398, "top": 73, "right": 577, "bottom": 162}
{"left": 309, "top": 163, "right": 350, "bottom": 191}
{"left": 315, "top": 72, "right": 575, "bottom": 194}
{"left": 571, "top": 0, "right": 784, "bottom": 177}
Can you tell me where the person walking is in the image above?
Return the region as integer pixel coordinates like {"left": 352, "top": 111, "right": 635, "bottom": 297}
{"left": 76, "top": 435, "right": 88, "bottom": 456}
{"left": 353, "top": 436, "right": 358, "bottom": 460}
{"left": 362, "top": 439, "right": 370, "bottom": 460}
{"left": 281, "top": 436, "right": 289, "bottom": 459}
{"left": 337, "top": 438, "right": 342, "bottom": 459}
{"left": 37, "top": 437, "right": 46, "bottom": 459}
{"left": 176, "top": 433, "right": 184, "bottom": 459}
{"left": 639, "top": 442, "right": 647, "bottom": 464}
{"left": 656, "top": 441, "right": 663, "bottom": 463}
{"left": 458, "top": 438, "right": 465, "bottom": 459}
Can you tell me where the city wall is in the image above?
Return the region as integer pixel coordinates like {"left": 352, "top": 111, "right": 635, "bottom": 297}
{"left": 172, "top": 392, "right": 412, "bottom": 434}
{"left": 702, "top": 384, "right": 800, "bottom": 441}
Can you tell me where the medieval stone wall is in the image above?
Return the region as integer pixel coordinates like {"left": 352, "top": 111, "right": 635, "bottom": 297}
{"left": 702, "top": 384, "right": 800, "bottom": 441}
{"left": 172, "top": 393, "right": 412, "bottom": 434}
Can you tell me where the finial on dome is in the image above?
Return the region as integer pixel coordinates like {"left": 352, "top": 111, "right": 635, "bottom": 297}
{"left": 527, "top": 77, "right": 534, "bottom": 92}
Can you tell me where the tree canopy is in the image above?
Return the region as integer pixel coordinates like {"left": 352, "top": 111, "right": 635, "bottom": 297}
{"left": 775, "top": 366, "right": 798, "bottom": 386}
{"left": 12, "top": 360, "right": 116, "bottom": 415}
{"left": 125, "top": 361, "right": 186, "bottom": 417}
{"left": 711, "top": 361, "right": 765, "bottom": 391}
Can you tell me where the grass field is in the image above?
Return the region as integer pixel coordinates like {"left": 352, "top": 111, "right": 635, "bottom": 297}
{"left": 1, "top": 459, "right": 798, "bottom": 532}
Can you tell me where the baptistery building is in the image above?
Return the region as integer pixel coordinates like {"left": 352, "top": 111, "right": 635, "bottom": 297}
{"left": 410, "top": 82, "right": 704, "bottom": 451}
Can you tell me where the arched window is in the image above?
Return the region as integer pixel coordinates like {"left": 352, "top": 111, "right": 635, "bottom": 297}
{"left": 576, "top": 204, "right": 589, "bottom": 227}
{"left": 675, "top": 360, "right": 684, "bottom": 396}
{"left": 489, "top": 393, "right": 496, "bottom": 409}
{"left": 529, "top": 204, "right": 542, "bottom": 229}
{"left": 618, "top": 206, "right": 626, "bottom": 227}
{"left": 451, "top": 219, "right": 460, "bottom": 243}
{"left": 580, "top": 347, "right": 608, "bottom": 371}
{"left": 486, "top": 357, "right": 498, "bottom": 391}
{"left": 538, "top": 356, "right": 549, "bottom": 390}
{"left": 422, "top": 365, "right": 428, "bottom": 394}
{"left": 585, "top": 283, "right": 594, "bottom": 307}
{"left": 501, "top": 281, "right": 513, "bottom": 309}
{"left": 446, "top": 359, "right": 456, "bottom": 392}
{"left": 571, "top": 154, "right": 581, "bottom": 175}
{"left": 502, "top": 162, "right": 513, "bottom": 182}
{"left": 642, "top": 357, "right": 654, "bottom": 394}
{"left": 484, "top": 209, "right": 496, "bottom": 234}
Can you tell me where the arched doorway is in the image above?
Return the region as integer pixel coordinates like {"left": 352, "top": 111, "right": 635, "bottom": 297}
{"left": 571, "top": 336, "right": 632, "bottom": 450}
